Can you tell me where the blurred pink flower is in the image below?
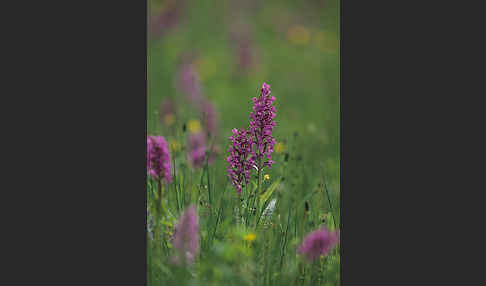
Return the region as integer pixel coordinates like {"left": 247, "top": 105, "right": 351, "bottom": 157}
{"left": 147, "top": 136, "right": 172, "bottom": 182}
{"left": 171, "top": 205, "right": 199, "bottom": 265}
{"left": 187, "top": 132, "right": 206, "bottom": 168}
{"left": 298, "top": 226, "right": 339, "bottom": 262}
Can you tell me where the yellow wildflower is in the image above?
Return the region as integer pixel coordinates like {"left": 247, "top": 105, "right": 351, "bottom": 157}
{"left": 163, "top": 113, "right": 175, "bottom": 126}
{"left": 264, "top": 174, "right": 270, "bottom": 181}
{"left": 275, "top": 142, "right": 286, "bottom": 153}
{"left": 168, "top": 139, "right": 181, "bottom": 153}
{"left": 187, "top": 119, "right": 201, "bottom": 133}
{"left": 288, "top": 25, "right": 310, "bottom": 46}
{"left": 243, "top": 233, "right": 256, "bottom": 242}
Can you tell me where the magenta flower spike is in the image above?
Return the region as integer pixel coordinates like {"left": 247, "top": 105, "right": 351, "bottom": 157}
{"left": 298, "top": 226, "right": 339, "bottom": 262}
{"left": 226, "top": 128, "right": 255, "bottom": 195}
{"left": 226, "top": 82, "right": 276, "bottom": 195}
{"left": 171, "top": 205, "right": 199, "bottom": 265}
{"left": 249, "top": 82, "right": 276, "bottom": 168}
{"left": 147, "top": 136, "right": 172, "bottom": 182}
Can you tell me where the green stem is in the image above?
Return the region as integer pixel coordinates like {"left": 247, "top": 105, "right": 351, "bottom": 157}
{"left": 153, "top": 180, "right": 162, "bottom": 253}
{"left": 324, "top": 182, "right": 337, "bottom": 229}
{"left": 254, "top": 159, "right": 262, "bottom": 228}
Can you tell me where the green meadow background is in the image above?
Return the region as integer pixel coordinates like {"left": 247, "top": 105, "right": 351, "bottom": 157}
{"left": 147, "top": 0, "right": 340, "bottom": 285}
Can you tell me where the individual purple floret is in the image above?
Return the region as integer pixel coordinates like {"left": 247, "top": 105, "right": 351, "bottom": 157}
{"left": 227, "top": 128, "right": 255, "bottom": 195}
{"left": 298, "top": 226, "right": 339, "bottom": 262}
{"left": 147, "top": 136, "right": 172, "bottom": 182}
{"left": 171, "top": 205, "right": 199, "bottom": 265}
{"left": 249, "top": 82, "right": 276, "bottom": 168}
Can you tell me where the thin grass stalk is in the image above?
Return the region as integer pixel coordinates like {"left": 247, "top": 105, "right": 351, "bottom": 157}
{"left": 323, "top": 182, "right": 337, "bottom": 229}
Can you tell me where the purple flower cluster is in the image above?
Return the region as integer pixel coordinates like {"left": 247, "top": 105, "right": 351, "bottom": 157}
{"left": 249, "top": 82, "right": 277, "bottom": 168}
{"left": 226, "top": 128, "right": 255, "bottom": 195}
{"left": 171, "top": 205, "right": 199, "bottom": 265}
{"left": 147, "top": 136, "right": 172, "bottom": 182}
{"left": 298, "top": 226, "right": 339, "bottom": 262}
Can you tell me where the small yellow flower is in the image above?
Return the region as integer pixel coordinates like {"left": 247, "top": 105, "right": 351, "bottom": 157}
{"left": 287, "top": 25, "right": 310, "bottom": 46}
{"left": 264, "top": 174, "right": 270, "bottom": 181}
{"left": 187, "top": 119, "right": 201, "bottom": 133}
{"left": 168, "top": 139, "right": 181, "bottom": 153}
{"left": 163, "top": 113, "right": 175, "bottom": 126}
{"left": 275, "top": 142, "right": 286, "bottom": 153}
{"left": 243, "top": 233, "right": 256, "bottom": 242}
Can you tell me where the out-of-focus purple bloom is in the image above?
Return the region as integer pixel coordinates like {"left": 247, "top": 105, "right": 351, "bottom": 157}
{"left": 176, "top": 57, "right": 220, "bottom": 138}
{"left": 178, "top": 63, "right": 203, "bottom": 106}
{"left": 298, "top": 226, "right": 339, "bottom": 262}
{"left": 229, "top": 28, "right": 254, "bottom": 73}
{"left": 187, "top": 132, "right": 207, "bottom": 168}
{"left": 147, "top": 136, "right": 172, "bottom": 182}
{"left": 249, "top": 82, "right": 276, "bottom": 168}
{"left": 172, "top": 205, "right": 199, "bottom": 265}
{"left": 237, "top": 39, "right": 253, "bottom": 72}
{"left": 227, "top": 128, "right": 255, "bottom": 195}
{"left": 149, "top": 1, "right": 185, "bottom": 39}
{"left": 159, "top": 97, "right": 176, "bottom": 126}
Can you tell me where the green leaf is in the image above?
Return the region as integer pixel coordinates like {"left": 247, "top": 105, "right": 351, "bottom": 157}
{"left": 259, "top": 178, "right": 280, "bottom": 208}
